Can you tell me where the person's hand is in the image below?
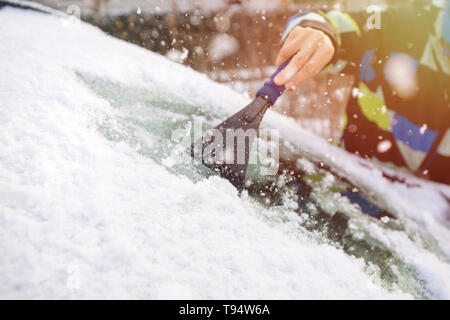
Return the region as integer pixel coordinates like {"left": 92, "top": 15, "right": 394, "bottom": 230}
{"left": 274, "top": 26, "right": 335, "bottom": 90}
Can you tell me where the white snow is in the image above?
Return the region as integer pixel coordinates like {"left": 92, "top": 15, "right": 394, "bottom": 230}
{"left": 166, "top": 47, "right": 189, "bottom": 64}
{"left": 0, "top": 3, "right": 449, "bottom": 299}
{"left": 208, "top": 33, "right": 240, "bottom": 62}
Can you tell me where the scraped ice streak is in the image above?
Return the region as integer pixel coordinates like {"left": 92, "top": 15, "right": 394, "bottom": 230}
{"left": 0, "top": 6, "right": 449, "bottom": 299}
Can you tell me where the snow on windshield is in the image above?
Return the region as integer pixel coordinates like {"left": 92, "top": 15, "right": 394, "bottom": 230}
{"left": 0, "top": 6, "right": 449, "bottom": 299}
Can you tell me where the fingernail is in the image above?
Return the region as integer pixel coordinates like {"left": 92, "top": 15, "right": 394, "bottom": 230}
{"left": 274, "top": 74, "right": 284, "bottom": 85}
{"left": 286, "top": 82, "right": 296, "bottom": 91}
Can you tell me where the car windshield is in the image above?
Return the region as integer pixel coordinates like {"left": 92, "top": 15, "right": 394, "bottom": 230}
{"left": 1, "top": 2, "right": 450, "bottom": 299}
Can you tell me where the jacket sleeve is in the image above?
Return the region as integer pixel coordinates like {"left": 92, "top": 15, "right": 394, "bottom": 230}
{"left": 281, "top": 4, "right": 446, "bottom": 75}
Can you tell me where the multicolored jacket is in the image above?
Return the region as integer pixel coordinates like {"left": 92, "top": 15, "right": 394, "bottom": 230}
{"left": 283, "top": 0, "right": 450, "bottom": 184}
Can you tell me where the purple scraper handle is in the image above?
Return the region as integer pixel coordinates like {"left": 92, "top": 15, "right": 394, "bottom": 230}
{"left": 256, "top": 57, "right": 293, "bottom": 105}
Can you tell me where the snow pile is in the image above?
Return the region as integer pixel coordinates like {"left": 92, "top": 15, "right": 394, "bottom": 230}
{"left": 0, "top": 4, "right": 449, "bottom": 299}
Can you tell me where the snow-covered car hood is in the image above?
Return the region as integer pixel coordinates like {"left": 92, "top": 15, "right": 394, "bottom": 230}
{"left": 0, "top": 2, "right": 449, "bottom": 299}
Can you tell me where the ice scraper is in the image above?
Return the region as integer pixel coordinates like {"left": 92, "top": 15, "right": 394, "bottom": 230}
{"left": 190, "top": 58, "right": 292, "bottom": 190}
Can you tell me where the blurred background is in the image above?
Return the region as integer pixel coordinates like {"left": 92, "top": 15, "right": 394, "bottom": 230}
{"left": 30, "top": 0, "right": 386, "bottom": 143}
